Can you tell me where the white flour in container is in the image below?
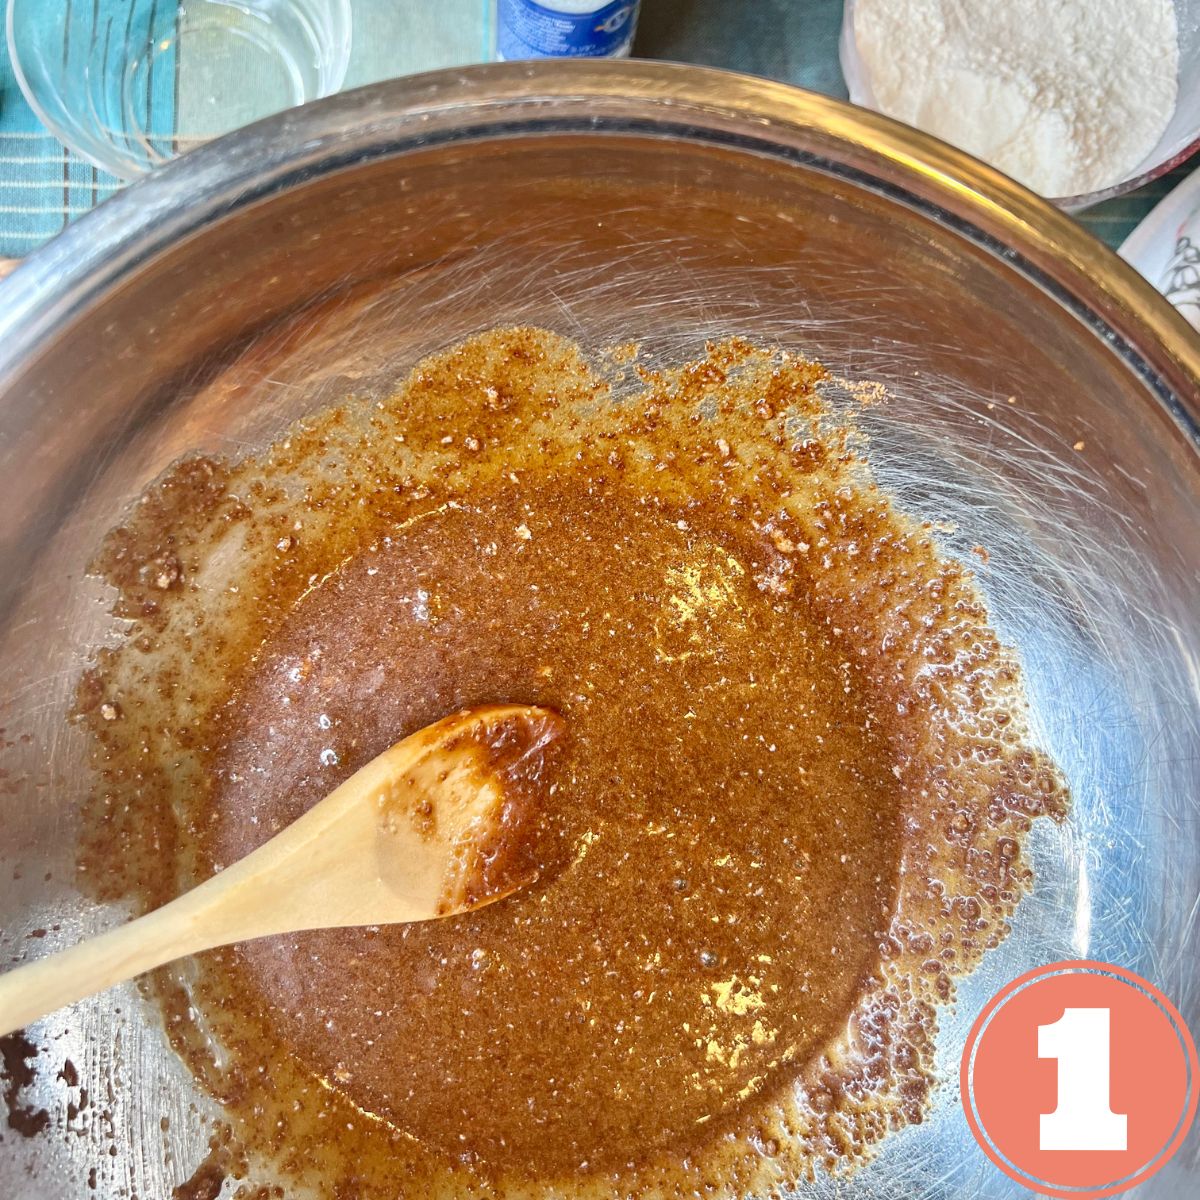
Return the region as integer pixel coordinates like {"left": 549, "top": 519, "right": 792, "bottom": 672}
{"left": 851, "top": 0, "right": 1179, "bottom": 198}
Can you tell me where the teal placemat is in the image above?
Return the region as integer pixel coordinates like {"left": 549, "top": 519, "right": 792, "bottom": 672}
{"left": 0, "top": 0, "right": 1193, "bottom": 257}
{"left": 0, "top": 80, "right": 121, "bottom": 250}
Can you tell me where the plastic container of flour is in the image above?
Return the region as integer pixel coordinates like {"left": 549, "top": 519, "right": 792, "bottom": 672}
{"left": 840, "top": 0, "right": 1200, "bottom": 210}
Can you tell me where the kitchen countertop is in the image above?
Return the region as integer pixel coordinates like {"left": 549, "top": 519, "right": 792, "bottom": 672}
{"left": 0, "top": 0, "right": 1192, "bottom": 259}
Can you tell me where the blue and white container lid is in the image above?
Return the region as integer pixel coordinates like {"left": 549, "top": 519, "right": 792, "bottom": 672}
{"left": 496, "top": 0, "right": 642, "bottom": 61}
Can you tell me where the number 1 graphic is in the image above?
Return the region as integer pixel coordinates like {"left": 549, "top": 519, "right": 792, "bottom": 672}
{"left": 1039, "top": 1007, "right": 1128, "bottom": 1151}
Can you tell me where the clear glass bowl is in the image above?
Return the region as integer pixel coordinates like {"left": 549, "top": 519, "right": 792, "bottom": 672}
{"left": 840, "top": 0, "right": 1200, "bottom": 210}
{"left": 6, "top": 0, "right": 352, "bottom": 179}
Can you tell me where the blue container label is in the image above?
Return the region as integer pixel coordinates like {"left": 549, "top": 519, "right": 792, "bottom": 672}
{"left": 498, "top": 0, "right": 638, "bottom": 59}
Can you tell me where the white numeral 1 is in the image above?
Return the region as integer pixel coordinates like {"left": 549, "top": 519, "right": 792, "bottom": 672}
{"left": 1038, "top": 1007, "right": 1128, "bottom": 1151}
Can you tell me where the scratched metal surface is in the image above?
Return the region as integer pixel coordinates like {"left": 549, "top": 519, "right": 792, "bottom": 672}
{"left": 0, "top": 63, "right": 1197, "bottom": 1199}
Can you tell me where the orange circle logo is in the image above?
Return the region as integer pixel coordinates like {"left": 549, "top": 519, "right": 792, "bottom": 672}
{"left": 961, "top": 961, "right": 1198, "bottom": 1198}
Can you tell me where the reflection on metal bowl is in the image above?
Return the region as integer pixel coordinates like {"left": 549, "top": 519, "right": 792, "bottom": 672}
{"left": 0, "top": 60, "right": 1196, "bottom": 1200}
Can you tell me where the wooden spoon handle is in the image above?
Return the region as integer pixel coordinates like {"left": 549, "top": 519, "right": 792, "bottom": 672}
{"left": 0, "top": 735, "right": 419, "bottom": 1036}
{"left": 0, "top": 785, "right": 364, "bottom": 1036}
{"left": 0, "top": 704, "right": 557, "bottom": 1036}
{"left": 0, "top": 739, "right": 448, "bottom": 1035}
{"left": 0, "top": 889, "right": 223, "bottom": 1037}
{"left": 0, "top": 799, "right": 374, "bottom": 1038}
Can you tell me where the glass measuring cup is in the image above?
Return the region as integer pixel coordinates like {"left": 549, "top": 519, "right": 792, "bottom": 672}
{"left": 7, "top": 0, "right": 352, "bottom": 178}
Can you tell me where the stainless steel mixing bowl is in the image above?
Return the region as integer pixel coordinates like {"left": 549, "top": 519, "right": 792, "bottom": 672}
{"left": 0, "top": 62, "right": 1196, "bottom": 1199}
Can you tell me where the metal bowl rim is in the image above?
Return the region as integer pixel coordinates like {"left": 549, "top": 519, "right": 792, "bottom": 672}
{"left": 0, "top": 59, "right": 1195, "bottom": 447}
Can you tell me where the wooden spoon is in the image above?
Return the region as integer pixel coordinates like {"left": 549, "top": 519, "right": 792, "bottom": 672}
{"left": 0, "top": 704, "right": 564, "bottom": 1038}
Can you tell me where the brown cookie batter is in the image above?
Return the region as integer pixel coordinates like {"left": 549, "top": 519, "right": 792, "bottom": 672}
{"left": 74, "top": 329, "right": 1067, "bottom": 1198}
